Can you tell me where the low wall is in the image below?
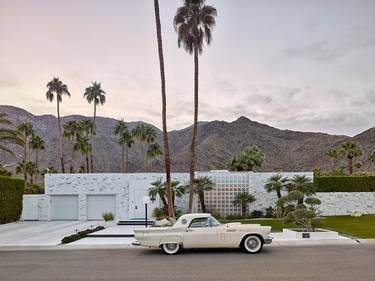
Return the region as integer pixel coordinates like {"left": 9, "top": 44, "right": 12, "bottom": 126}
{"left": 20, "top": 171, "right": 375, "bottom": 220}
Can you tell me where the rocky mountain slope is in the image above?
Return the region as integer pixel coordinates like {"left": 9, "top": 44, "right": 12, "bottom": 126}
{"left": 0, "top": 105, "right": 374, "bottom": 173}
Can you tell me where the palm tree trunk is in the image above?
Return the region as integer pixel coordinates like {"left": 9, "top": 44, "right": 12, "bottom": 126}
{"left": 23, "top": 134, "right": 27, "bottom": 183}
{"left": 90, "top": 104, "right": 96, "bottom": 173}
{"left": 140, "top": 142, "right": 145, "bottom": 171}
{"left": 57, "top": 99, "right": 65, "bottom": 173}
{"left": 121, "top": 143, "right": 125, "bottom": 173}
{"left": 348, "top": 157, "right": 353, "bottom": 175}
{"left": 86, "top": 153, "right": 89, "bottom": 173}
{"left": 242, "top": 203, "right": 246, "bottom": 218}
{"left": 70, "top": 141, "right": 74, "bottom": 173}
{"left": 35, "top": 150, "right": 39, "bottom": 184}
{"left": 188, "top": 47, "right": 199, "bottom": 213}
{"left": 125, "top": 145, "right": 129, "bottom": 173}
{"left": 154, "top": 0, "right": 174, "bottom": 219}
{"left": 276, "top": 189, "right": 282, "bottom": 199}
{"left": 199, "top": 191, "right": 206, "bottom": 213}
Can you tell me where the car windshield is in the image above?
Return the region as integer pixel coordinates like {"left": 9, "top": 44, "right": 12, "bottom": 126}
{"left": 209, "top": 216, "right": 221, "bottom": 227}
{"left": 189, "top": 216, "right": 221, "bottom": 228}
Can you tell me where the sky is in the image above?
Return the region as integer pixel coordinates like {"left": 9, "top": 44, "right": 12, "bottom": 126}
{"left": 0, "top": 0, "right": 374, "bottom": 136}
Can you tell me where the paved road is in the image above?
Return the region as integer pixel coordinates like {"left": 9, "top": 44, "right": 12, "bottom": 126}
{"left": 1, "top": 245, "right": 374, "bottom": 281}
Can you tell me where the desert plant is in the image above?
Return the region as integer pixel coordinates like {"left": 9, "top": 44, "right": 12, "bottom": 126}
{"left": 102, "top": 212, "right": 114, "bottom": 222}
{"left": 284, "top": 207, "right": 322, "bottom": 232}
{"left": 264, "top": 206, "right": 276, "bottom": 218}
{"left": 113, "top": 120, "right": 134, "bottom": 173}
{"left": 250, "top": 210, "right": 264, "bottom": 218}
{"left": 0, "top": 113, "right": 23, "bottom": 155}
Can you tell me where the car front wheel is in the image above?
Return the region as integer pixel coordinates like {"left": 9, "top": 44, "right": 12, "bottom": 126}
{"left": 242, "top": 235, "right": 263, "bottom": 254}
{"left": 161, "top": 243, "right": 181, "bottom": 255}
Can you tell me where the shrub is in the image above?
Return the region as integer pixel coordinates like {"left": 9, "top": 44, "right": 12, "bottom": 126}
{"left": 61, "top": 226, "right": 105, "bottom": 244}
{"left": 225, "top": 214, "right": 243, "bottom": 220}
{"left": 314, "top": 175, "right": 375, "bottom": 192}
{"left": 0, "top": 167, "right": 12, "bottom": 177}
{"left": 152, "top": 207, "right": 169, "bottom": 220}
{"left": 0, "top": 176, "right": 25, "bottom": 224}
{"left": 250, "top": 210, "right": 264, "bottom": 218}
{"left": 265, "top": 206, "right": 276, "bottom": 218}
{"left": 24, "top": 184, "right": 44, "bottom": 194}
{"left": 102, "top": 212, "right": 115, "bottom": 222}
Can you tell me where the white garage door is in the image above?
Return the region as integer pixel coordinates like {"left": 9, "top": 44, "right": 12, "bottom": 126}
{"left": 87, "top": 195, "right": 116, "bottom": 220}
{"left": 50, "top": 195, "right": 78, "bottom": 220}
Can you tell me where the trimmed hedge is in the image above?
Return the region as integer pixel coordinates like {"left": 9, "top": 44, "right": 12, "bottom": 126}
{"left": 314, "top": 175, "right": 375, "bottom": 192}
{"left": 61, "top": 226, "right": 105, "bottom": 244}
{"left": 0, "top": 176, "right": 25, "bottom": 223}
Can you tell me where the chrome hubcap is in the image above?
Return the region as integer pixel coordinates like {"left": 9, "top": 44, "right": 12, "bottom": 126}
{"left": 246, "top": 238, "right": 259, "bottom": 250}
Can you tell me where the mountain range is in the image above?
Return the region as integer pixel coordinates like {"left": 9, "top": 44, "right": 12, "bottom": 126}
{"left": 0, "top": 105, "right": 374, "bottom": 173}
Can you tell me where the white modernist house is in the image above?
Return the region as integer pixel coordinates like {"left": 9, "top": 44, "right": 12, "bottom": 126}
{"left": 21, "top": 170, "right": 375, "bottom": 221}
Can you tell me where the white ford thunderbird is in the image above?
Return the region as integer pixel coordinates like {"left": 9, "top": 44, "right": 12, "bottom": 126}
{"left": 133, "top": 213, "right": 272, "bottom": 255}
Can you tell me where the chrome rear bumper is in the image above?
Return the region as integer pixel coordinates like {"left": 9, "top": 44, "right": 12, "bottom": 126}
{"left": 264, "top": 238, "right": 273, "bottom": 244}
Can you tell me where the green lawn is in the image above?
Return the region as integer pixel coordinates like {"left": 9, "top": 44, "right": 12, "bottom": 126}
{"left": 221, "top": 215, "right": 375, "bottom": 238}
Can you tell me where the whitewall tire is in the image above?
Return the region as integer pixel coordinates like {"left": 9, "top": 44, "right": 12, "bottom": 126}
{"left": 161, "top": 243, "right": 181, "bottom": 255}
{"left": 242, "top": 235, "right": 263, "bottom": 254}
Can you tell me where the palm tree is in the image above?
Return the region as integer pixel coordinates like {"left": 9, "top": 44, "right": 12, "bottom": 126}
{"left": 114, "top": 120, "right": 134, "bottom": 173}
{"left": 288, "top": 175, "right": 315, "bottom": 206}
{"left": 29, "top": 133, "right": 45, "bottom": 183}
{"left": 174, "top": 0, "right": 217, "bottom": 213}
{"left": 132, "top": 124, "right": 157, "bottom": 170}
{"left": 46, "top": 77, "right": 71, "bottom": 173}
{"left": 83, "top": 82, "right": 106, "bottom": 172}
{"left": 16, "top": 122, "right": 33, "bottom": 183}
{"left": 193, "top": 176, "right": 214, "bottom": 213}
{"left": 233, "top": 192, "right": 256, "bottom": 218}
{"left": 149, "top": 178, "right": 168, "bottom": 209}
{"left": 16, "top": 160, "right": 28, "bottom": 184}
{"left": 264, "top": 174, "right": 289, "bottom": 199}
{"left": 227, "top": 144, "right": 264, "bottom": 171}
{"left": 147, "top": 142, "right": 162, "bottom": 171}
{"left": 153, "top": 0, "right": 174, "bottom": 219}
{"left": 341, "top": 141, "right": 363, "bottom": 175}
{"left": 63, "top": 120, "right": 79, "bottom": 173}
{"left": 41, "top": 166, "right": 58, "bottom": 176}
{"left": 73, "top": 133, "right": 91, "bottom": 173}
{"left": 16, "top": 122, "right": 33, "bottom": 161}
{"left": 16, "top": 160, "right": 37, "bottom": 185}
{"left": 0, "top": 113, "right": 23, "bottom": 155}
{"left": 325, "top": 148, "right": 342, "bottom": 170}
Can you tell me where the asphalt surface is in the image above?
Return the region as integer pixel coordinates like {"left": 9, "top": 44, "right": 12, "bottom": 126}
{"left": 0, "top": 244, "right": 374, "bottom": 281}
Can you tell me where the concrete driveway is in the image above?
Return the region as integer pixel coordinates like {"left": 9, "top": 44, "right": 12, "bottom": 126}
{"left": 0, "top": 221, "right": 103, "bottom": 246}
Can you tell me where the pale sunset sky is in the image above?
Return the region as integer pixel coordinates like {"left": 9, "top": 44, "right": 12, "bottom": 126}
{"left": 0, "top": 0, "right": 374, "bottom": 136}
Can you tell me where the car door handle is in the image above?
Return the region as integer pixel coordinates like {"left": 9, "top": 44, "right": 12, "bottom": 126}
{"left": 185, "top": 229, "right": 193, "bottom": 232}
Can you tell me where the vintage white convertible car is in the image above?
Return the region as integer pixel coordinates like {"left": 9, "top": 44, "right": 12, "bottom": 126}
{"left": 133, "top": 213, "right": 272, "bottom": 255}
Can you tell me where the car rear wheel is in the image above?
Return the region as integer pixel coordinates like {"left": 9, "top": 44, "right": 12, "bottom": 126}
{"left": 242, "top": 235, "right": 263, "bottom": 254}
{"left": 161, "top": 243, "right": 181, "bottom": 255}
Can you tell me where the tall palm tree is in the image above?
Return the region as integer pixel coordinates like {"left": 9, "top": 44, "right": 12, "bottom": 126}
{"left": 174, "top": 0, "right": 217, "bottom": 213}
{"left": 233, "top": 192, "right": 256, "bottom": 218}
{"left": 341, "top": 141, "right": 363, "bottom": 175}
{"left": 29, "top": 133, "right": 45, "bottom": 172}
{"left": 153, "top": 0, "right": 174, "bottom": 219}
{"left": 147, "top": 142, "right": 162, "bottom": 172}
{"left": 63, "top": 120, "right": 79, "bottom": 173}
{"left": 132, "top": 124, "right": 157, "bottom": 171}
{"left": 0, "top": 113, "right": 23, "bottom": 155}
{"left": 193, "top": 176, "right": 214, "bottom": 213}
{"left": 83, "top": 82, "right": 106, "bottom": 172}
{"left": 264, "top": 174, "right": 289, "bottom": 199}
{"left": 16, "top": 122, "right": 33, "bottom": 183}
{"left": 46, "top": 77, "right": 71, "bottom": 173}
{"left": 114, "top": 120, "right": 134, "bottom": 173}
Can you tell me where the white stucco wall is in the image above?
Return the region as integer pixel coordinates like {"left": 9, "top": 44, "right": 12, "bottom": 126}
{"left": 20, "top": 171, "right": 375, "bottom": 220}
